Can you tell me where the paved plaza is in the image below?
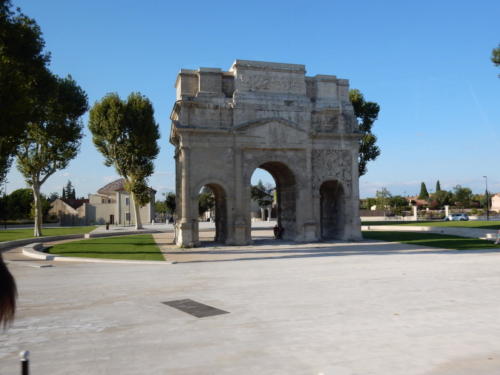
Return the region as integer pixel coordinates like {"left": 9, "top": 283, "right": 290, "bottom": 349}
{"left": 2, "top": 228, "right": 500, "bottom": 374}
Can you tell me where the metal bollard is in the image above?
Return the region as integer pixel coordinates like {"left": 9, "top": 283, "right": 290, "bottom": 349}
{"left": 20, "top": 351, "right": 29, "bottom": 375}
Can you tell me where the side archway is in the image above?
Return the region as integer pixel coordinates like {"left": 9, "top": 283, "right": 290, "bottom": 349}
{"left": 192, "top": 182, "right": 229, "bottom": 244}
{"left": 249, "top": 161, "right": 297, "bottom": 240}
{"left": 319, "top": 180, "right": 345, "bottom": 240}
{"left": 207, "top": 183, "right": 228, "bottom": 243}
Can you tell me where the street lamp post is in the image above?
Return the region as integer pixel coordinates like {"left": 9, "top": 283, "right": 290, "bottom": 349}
{"left": 483, "top": 176, "right": 489, "bottom": 221}
{"left": 3, "top": 180, "right": 7, "bottom": 230}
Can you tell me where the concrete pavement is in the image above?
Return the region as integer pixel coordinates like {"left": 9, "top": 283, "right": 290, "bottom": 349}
{"left": 2, "top": 235, "right": 500, "bottom": 374}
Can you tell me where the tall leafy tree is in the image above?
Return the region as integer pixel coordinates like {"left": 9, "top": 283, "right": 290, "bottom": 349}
{"left": 418, "top": 182, "right": 429, "bottom": 200}
{"left": 431, "top": 189, "right": 452, "bottom": 209}
{"left": 0, "top": 0, "right": 53, "bottom": 188}
{"left": 89, "top": 93, "right": 160, "bottom": 229}
{"left": 198, "top": 188, "right": 215, "bottom": 217}
{"left": 389, "top": 195, "right": 408, "bottom": 215}
{"left": 349, "top": 89, "right": 381, "bottom": 176}
{"left": 16, "top": 76, "right": 88, "bottom": 236}
{"left": 155, "top": 201, "right": 167, "bottom": 215}
{"left": 165, "top": 192, "right": 176, "bottom": 215}
{"left": 62, "top": 180, "right": 75, "bottom": 200}
{"left": 5, "top": 188, "right": 32, "bottom": 219}
{"left": 251, "top": 180, "right": 274, "bottom": 208}
{"left": 375, "top": 187, "right": 391, "bottom": 211}
{"left": 435, "top": 180, "right": 441, "bottom": 193}
{"left": 47, "top": 191, "right": 59, "bottom": 203}
{"left": 360, "top": 197, "right": 377, "bottom": 210}
{"left": 452, "top": 185, "right": 472, "bottom": 208}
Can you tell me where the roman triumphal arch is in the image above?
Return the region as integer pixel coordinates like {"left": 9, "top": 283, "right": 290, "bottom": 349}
{"left": 169, "top": 60, "right": 362, "bottom": 246}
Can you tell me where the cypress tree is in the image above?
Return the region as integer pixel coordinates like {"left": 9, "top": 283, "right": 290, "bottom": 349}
{"left": 418, "top": 182, "right": 429, "bottom": 200}
{"left": 435, "top": 180, "right": 441, "bottom": 192}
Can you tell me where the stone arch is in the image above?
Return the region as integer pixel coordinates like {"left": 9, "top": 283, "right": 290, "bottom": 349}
{"left": 192, "top": 180, "right": 229, "bottom": 244}
{"left": 319, "top": 180, "right": 345, "bottom": 240}
{"left": 247, "top": 161, "right": 297, "bottom": 240}
{"left": 170, "top": 60, "right": 363, "bottom": 246}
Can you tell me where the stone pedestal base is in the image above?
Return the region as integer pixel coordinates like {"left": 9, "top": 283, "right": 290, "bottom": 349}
{"left": 230, "top": 217, "right": 251, "bottom": 245}
{"left": 347, "top": 228, "right": 363, "bottom": 241}
{"left": 302, "top": 222, "right": 318, "bottom": 242}
{"left": 176, "top": 220, "right": 199, "bottom": 247}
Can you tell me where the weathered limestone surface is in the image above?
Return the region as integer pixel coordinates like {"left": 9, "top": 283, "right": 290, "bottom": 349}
{"left": 170, "top": 60, "right": 362, "bottom": 246}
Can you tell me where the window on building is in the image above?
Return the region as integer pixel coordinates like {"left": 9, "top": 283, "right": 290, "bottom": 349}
{"left": 126, "top": 213, "right": 130, "bottom": 222}
{"left": 125, "top": 198, "right": 130, "bottom": 205}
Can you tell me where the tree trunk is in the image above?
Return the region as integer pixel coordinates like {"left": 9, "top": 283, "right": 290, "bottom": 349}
{"left": 32, "top": 183, "right": 43, "bottom": 237}
{"left": 131, "top": 192, "right": 143, "bottom": 230}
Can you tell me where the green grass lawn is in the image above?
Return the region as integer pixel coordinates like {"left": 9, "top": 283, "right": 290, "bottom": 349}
{"left": 0, "top": 226, "right": 97, "bottom": 242}
{"left": 362, "top": 220, "right": 500, "bottom": 230}
{"left": 47, "top": 234, "right": 164, "bottom": 261}
{"left": 363, "top": 231, "right": 500, "bottom": 250}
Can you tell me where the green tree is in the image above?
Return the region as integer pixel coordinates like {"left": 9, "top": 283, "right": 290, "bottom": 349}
{"left": 165, "top": 192, "right": 176, "bottom": 216}
{"left": 430, "top": 189, "right": 452, "bottom": 209}
{"left": 198, "top": 187, "right": 215, "bottom": 217}
{"left": 0, "top": 0, "right": 53, "bottom": 187}
{"left": 366, "top": 197, "right": 377, "bottom": 210}
{"left": 0, "top": 194, "right": 7, "bottom": 222}
{"left": 88, "top": 92, "right": 160, "bottom": 229}
{"left": 349, "top": 89, "right": 381, "bottom": 176}
{"left": 16, "top": 76, "right": 88, "bottom": 236}
{"left": 418, "top": 182, "right": 429, "bottom": 200}
{"left": 251, "top": 180, "right": 273, "bottom": 208}
{"left": 154, "top": 201, "right": 167, "bottom": 218}
{"left": 47, "top": 191, "right": 59, "bottom": 202}
{"left": 482, "top": 191, "right": 490, "bottom": 210}
{"left": 3, "top": 188, "right": 50, "bottom": 220}
{"left": 5, "top": 188, "right": 32, "bottom": 219}
{"left": 492, "top": 44, "right": 500, "bottom": 76}
{"left": 360, "top": 198, "right": 377, "bottom": 210}
{"left": 389, "top": 195, "right": 408, "bottom": 215}
{"left": 452, "top": 185, "right": 472, "bottom": 208}
{"left": 471, "top": 193, "right": 489, "bottom": 209}
{"left": 62, "top": 180, "right": 75, "bottom": 200}
{"left": 375, "top": 187, "right": 391, "bottom": 211}
{"left": 435, "top": 180, "right": 441, "bottom": 192}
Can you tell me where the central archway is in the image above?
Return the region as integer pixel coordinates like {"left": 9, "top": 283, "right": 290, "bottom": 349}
{"left": 251, "top": 161, "right": 296, "bottom": 241}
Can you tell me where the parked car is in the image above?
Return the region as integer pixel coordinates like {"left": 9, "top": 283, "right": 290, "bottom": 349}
{"left": 445, "top": 213, "right": 469, "bottom": 221}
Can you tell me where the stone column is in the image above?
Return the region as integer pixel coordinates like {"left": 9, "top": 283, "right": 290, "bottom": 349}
{"left": 232, "top": 149, "right": 249, "bottom": 245}
{"left": 444, "top": 205, "right": 449, "bottom": 218}
{"left": 177, "top": 146, "right": 196, "bottom": 247}
{"left": 302, "top": 144, "right": 318, "bottom": 241}
{"left": 412, "top": 205, "right": 418, "bottom": 221}
{"left": 347, "top": 148, "right": 362, "bottom": 240}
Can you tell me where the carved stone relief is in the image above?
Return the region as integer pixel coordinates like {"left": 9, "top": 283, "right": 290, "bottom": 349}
{"left": 312, "top": 149, "right": 352, "bottom": 197}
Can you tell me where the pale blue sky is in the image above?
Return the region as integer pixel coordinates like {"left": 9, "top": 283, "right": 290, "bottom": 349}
{"left": 5, "top": 0, "right": 500, "bottom": 198}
